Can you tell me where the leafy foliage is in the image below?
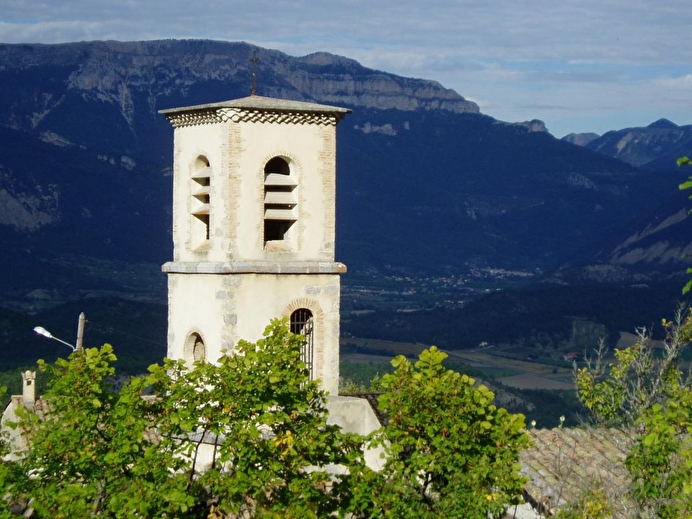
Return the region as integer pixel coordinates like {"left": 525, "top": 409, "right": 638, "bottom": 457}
{"left": 626, "top": 394, "right": 692, "bottom": 519}
{"left": 5, "top": 320, "right": 364, "bottom": 518}
{"left": 555, "top": 483, "right": 612, "bottom": 519}
{"left": 350, "top": 347, "right": 529, "bottom": 518}
{"left": 678, "top": 156, "right": 692, "bottom": 294}
{"left": 8, "top": 344, "right": 187, "bottom": 518}
{"left": 567, "top": 161, "right": 692, "bottom": 516}
{"left": 339, "top": 359, "right": 390, "bottom": 393}
{"left": 146, "top": 320, "right": 364, "bottom": 518}
{"left": 576, "top": 308, "right": 691, "bottom": 426}
{"left": 576, "top": 307, "right": 692, "bottom": 517}
{"left": 0, "top": 386, "right": 9, "bottom": 507}
{"left": 4, "top": 324, "right": 533, "bottom": 517}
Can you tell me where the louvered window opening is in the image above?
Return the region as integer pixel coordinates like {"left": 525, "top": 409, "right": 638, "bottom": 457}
{"left": 264, "top": 157, "right": 297, "bottom": 242}
{"left": 290, "top": 309, "right": 314, "bottom": 380}
{"left": 192, "top": 164, "right": 211, "bottom": 241}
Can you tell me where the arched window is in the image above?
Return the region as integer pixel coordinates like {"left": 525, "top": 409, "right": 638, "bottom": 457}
{"left": 184, "top": 332, "right": 206, "bottom": 366}
{"left": 290, "top": 309, "right": 314, "bottom": 379}
{"left": 191, "top": 156, "right": 211, "bottom": 247}
{"left": 263, "top": 157, "right": 297, "bottom": 244}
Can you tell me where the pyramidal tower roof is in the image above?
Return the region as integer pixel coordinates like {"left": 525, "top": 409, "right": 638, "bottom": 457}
{"left": 159, "top": 95, "right": 351, "bottom": 118}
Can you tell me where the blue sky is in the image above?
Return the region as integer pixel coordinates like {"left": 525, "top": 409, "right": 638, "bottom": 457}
{"left": 1, "top": 0, "right": 691, "bottom": 137}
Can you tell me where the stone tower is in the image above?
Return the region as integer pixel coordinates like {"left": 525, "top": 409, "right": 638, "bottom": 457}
{"left": 160, "top": 95, "right": 350, "bottom": 394}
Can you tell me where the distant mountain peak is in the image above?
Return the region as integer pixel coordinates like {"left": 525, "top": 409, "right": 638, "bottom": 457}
{"left": 648, "top": 118, "right": 678, "bottom": 129}
{"left": 581, "top": 118, "right": 692, "bottom": 168}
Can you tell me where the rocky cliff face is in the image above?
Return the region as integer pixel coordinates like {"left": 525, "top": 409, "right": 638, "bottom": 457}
{"left": 548, "top": 119, "right": 692, "bottom": 284}
{"left": 0, "top": 187, "right": 59, "bottom": 232}
{"left": 287, "top": 52, "right": 478, "bottom": 113}
{"left": 0, "top": 40, "right": 478, "bottom": 145}
{"left": 562, "top": 132, "right": 600, "bottom": 146}
{"left": 0, "top": 39, "right": 478, "bottom": 238}
{"left": 608, "top": 208, "right": 692, "bottom": 266}
{"left": 512, "top": 119, "right": 548, "bottom": 133}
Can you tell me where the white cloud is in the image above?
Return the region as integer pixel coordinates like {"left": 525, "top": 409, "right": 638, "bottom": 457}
{"left": 653, "top": 74, "right": 692, "bottom": 89}
{"left": 1, "top": 0, "right": 691, "bottom": 136}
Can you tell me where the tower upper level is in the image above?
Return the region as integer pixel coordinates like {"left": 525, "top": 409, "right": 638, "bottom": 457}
{"left": 160, "top": 96, "right": 350, "bottom": 266}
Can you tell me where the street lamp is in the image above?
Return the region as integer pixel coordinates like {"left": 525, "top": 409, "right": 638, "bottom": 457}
{"left": 33, "top": 312, "right": 85, "bottom": 352}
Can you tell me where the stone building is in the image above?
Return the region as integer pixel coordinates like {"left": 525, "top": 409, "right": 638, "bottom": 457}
{"left": 159, "top": 95, "right": 350, "bottom": 395}
{"left": 1, "top": 371, "right": 42, "bottom": 459}
{"left": 157, "top": 94, "right": 384, "bottom": 471}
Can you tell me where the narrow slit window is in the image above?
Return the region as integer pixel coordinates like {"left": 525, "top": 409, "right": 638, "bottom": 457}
{"left": 185, "top": 332, "right": 206, "bottom": 366}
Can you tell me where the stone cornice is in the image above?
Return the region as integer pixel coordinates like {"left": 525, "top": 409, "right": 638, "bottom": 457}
{"left": 164, "top": 108, "right": 342, "bottom": 128}
{"left": 160, "top": 95, "right": 350, "bottom": 128}
{"left": 162, "top": 261, "right": 347, "bottom": 275}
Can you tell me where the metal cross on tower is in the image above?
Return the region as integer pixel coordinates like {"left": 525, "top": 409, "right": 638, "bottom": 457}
{"left": 251, "top": 52, "right": 259, "bottom": 96}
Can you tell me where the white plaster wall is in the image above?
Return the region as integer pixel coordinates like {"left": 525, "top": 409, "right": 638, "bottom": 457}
{"left": 167, "top": 272, "right": 341, "bottom": 395}
{"left": 167, "top": 274, "right": 230, "bottom": 362}
{"left": 2, "top": 398, "right": 28, "bottom": 459}
{"left": 325, "top": 396, "right": 386, "bottom": 471}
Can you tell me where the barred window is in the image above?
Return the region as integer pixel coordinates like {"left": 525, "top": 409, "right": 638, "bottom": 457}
{"left": 290, "top": 309, "right": 314, "bottom": 379}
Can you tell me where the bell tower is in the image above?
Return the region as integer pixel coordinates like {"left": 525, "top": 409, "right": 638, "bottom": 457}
{"left": 160, "top": 95, "right": 350, "bottom": 394}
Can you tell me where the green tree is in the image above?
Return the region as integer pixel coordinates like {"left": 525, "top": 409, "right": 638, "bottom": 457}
{"left": 349, "top": 347, "right": 529, "bottom": 519}
{"left": 146, "top": 320, "right": 364, "bottom": 518}
{"left": 4, "top": 326, "right": 533, "bottom": 518}
{"left": 6, "top": 320, "right": 365, "bottom": 518}
{"left": 6, "top": 344, "right": 196, "bottom": 518}
{"left": 575, "top": 309, "right": 692, "bottom": 518}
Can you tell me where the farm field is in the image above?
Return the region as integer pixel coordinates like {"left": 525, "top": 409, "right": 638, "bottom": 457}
{"left": 341, "top": 338, "right": 576, "bottom": 391}
{"left": 443, "top": 349, "right": 574, "bottom": 390}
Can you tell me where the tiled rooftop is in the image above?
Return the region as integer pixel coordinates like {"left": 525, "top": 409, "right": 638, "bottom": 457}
{"left": 521, "top": 427, "right": 636, "bottom": 516}
{"left": 159, "top": 95, "right": 351, "bottom": 116}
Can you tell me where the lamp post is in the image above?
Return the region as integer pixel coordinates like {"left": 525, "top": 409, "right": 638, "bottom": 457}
{"left": 33, "top": 312, "right": 85, "bottom": 352}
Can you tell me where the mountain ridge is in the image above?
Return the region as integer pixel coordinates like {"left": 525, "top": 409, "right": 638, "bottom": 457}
{"left": 562, "top": 119, "right": 692, "bottom": 170}
{"left": 0, "top": 39, "right": 683, "bottom": 308}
